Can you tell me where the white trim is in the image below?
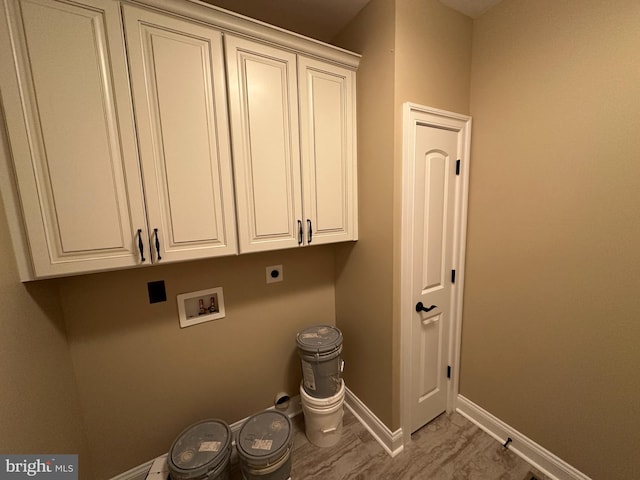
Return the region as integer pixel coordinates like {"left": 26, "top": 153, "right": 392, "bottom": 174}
{"left": 345, "top": 387, "right": 404, "bottom": 457}
{"left": 400, "top": 103, "right": 472, "bottom": 443}
{"left": 456, "top": 395, "right": 592, "bottom": 480}
{"left": 110, "top": 396, "right": 303, "bottom": 480}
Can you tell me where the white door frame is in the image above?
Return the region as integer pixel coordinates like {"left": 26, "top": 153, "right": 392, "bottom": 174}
{"left": 400, "top": 102, "right": 471, "bottom": 443}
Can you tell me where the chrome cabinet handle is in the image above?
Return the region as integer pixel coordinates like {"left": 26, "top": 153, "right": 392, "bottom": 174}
{"left": 137, "top": 229, "right": 146, "bottom": 262}
{"left": 307, "top": 219, "right": 313, "bottom": 244}
{"left": 416, "top": 302, "right": 437, "bottom": 313}
{"left": 297, "top": 220, "right": 303, "bottom": 245}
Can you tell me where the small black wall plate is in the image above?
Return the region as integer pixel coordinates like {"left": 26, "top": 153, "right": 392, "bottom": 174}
{"left": 147, "top": 280, "right": 167, "bottom": 304}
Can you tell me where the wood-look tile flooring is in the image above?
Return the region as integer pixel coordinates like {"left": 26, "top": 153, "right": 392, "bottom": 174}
{"left": 231, "top": 408, "right": 551, "bottom": 480}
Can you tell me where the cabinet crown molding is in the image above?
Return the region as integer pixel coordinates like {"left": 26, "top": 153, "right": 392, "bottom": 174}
{"left": 127, "top": 0, "right": 361, "bottom": 69}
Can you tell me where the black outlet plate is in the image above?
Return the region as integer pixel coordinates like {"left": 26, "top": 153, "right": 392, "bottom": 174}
{"left": 147, "top": 280, "right": 166, "bottom": 304}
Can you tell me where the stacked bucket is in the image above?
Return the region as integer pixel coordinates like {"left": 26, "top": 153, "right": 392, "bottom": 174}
{"left": 160, "top": 325, "right": 345, "bottom": 480}
{"left": 165, "top": 412, "right": 293, "bottom": 480}
{"left": 296, "top": 325, "right": 345, "bottom": 448}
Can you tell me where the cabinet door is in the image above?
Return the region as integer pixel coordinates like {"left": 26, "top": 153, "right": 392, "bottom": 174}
{"left": 298, "top": 56, "right": 358, "bottom": 245}
{"left": 225, "top": 35, "right": 303, "bottom": 253}
{"left": 123, "top": 5, "right": 237, "bottom": 262}
{"left": 0, "top": 0, "right": 147, "bottom": 278}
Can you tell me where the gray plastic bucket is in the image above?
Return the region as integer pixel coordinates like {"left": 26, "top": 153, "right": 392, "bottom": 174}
{"left": 167, "top": 419, "right": 232, "bottom": 480}
{"left": 296, "top": 325, "right": 344, "bottom": 398}
{"left": 236, "top": 411, "right": 293, "bottom": 480}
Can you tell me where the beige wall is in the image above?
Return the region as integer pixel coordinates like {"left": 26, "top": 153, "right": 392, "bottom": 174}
{"left": 333, "top": 0, "right": 472, "bottom": 431}
{"left": 0, "top": 135, "right": 91, "bottom": 473}
{"left": 332, "top": 0, "right": 396, "bottom": 429}
{"left": 201, "top": 0, "right": 363, "bottom": 42}
{"left": 58, "top": 246, "right": 335, "bottom": 479}
{"left": 4, "top": 0, "right": 637, "bottom": 479}
{"left": 392, "top": 0, "right": 472, "bottom": 428}
{"left": 464, "top": 0, "right": 640, "bottom": 478}
{"left": 394, "top": 0, "right": 472, "bottom": 115}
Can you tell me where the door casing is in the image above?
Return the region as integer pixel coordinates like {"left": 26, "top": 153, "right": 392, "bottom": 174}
{"left": 400, "top": 102, "right": 471, "bottom": 443}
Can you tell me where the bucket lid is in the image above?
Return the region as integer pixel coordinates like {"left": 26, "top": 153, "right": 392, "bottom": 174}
{"left": 296, "top": 325, "right": 343, "bottom": 354}
{"left": 236, "top": 411, "right": 292, "bottom": 466}
{"left": 167, "top": 419, "right": 231, "bottom": 480}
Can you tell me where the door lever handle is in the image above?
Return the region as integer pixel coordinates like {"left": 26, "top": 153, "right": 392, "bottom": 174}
{"left": 416, "top": 302, "right": 437, "bottom": 313}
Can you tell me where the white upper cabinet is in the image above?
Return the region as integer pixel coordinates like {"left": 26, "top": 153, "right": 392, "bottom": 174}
{"left": 0, "top": 0, "right": 148, "bottom": 278}
{"left": 298, "top": 56, "right": 357, "bottom": 246}
{"left": 0, "top": 0, "right": 359, "bottom": 279}
{"left": 122, "top": 5, "right": 237, "bottom": 263}
{"left": 226, "top": 36, "right": 358, "bottom": 253}
{"left": 225, "top": 35, "right": 303, "bottom": 252}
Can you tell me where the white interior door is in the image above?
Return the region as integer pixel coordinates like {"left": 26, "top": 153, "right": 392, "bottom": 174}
{"left": 409, "top": 125, "right": 457, "bottom": 433}
{"left": 402, "top": 104, "right": 471, "bottom": 437}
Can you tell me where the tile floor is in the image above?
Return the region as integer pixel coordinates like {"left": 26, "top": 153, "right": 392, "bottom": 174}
{"left": 229, "top": 408, "right": 551, "bottom": 479}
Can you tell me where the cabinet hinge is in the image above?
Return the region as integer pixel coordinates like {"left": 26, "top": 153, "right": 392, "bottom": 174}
{"left": 456, "top": 159, "right": 461, "bottom": 175}
{"left": 451, "top": 269, "right": 456, "bottom": 283}
{"left": 447, "top": 365, "right": 452, "bottom": 379}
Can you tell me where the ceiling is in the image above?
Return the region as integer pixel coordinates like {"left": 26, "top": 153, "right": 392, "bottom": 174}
{"left": 439, "top": 0, "right": 504, "bottom": 18}
{"left": 201, "top": 0, "right": 504, "bottom": 42}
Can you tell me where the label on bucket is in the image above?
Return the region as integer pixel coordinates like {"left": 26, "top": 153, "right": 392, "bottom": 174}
{"left": 198, "top": 441, "right": 221, "bottom": 452}
{"left": 251, "top": 439, "right": 273, "bottom": 450}
{"left": 302, "top": 360, "right": 316, "bottom": 391}
{"left": 300, "top": 332, "right": 319, "bottom": 339}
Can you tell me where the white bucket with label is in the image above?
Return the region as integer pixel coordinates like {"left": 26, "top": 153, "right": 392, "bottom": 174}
{"left": 236, "top": 411, "right": 293, "bottom": 480}
{"left": 300, "top": 380, "right": 345, "bottom": 447}
{"left": 167, "top": 419, "right": 232, "bottom": 480}
{"left": 296, "top": 325, "right": 344, "bottom": 398}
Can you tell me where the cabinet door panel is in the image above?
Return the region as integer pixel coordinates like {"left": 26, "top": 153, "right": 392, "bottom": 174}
{"left": 0, "top": 0, "right": 147, "bottom": 277}
{"left": 123, "top": 5, "right": 237, "bottom": 262}
{"left": 225, "top": 35, "right": 302, "bottom": 253}
{"left": 298, "top": 56, "right": 357, "bottom": 245}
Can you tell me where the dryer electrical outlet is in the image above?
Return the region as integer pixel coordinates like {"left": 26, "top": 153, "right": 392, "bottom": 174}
{"left": 266, "top": 265, "right": 283, "bottom": 284}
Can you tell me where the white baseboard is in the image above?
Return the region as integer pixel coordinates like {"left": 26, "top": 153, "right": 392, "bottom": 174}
{"left": 111, "top": 393, "right": 593, "bottom": 480}
{"left": 114, "top": 390, "right": 402, "bottom": 480}
{"left": 110, "top": 395, "right": 303, "bottom": 480}
{"left": 456, "top": 395, "right": 592, "bottom": 480}
{"left": 344, "top": 387, "right": 404, "bottom": 457}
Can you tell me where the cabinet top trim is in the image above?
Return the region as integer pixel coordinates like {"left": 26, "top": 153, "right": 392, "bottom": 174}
{"left": 126, "top": 0, "right": 361, "bottom": 69}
